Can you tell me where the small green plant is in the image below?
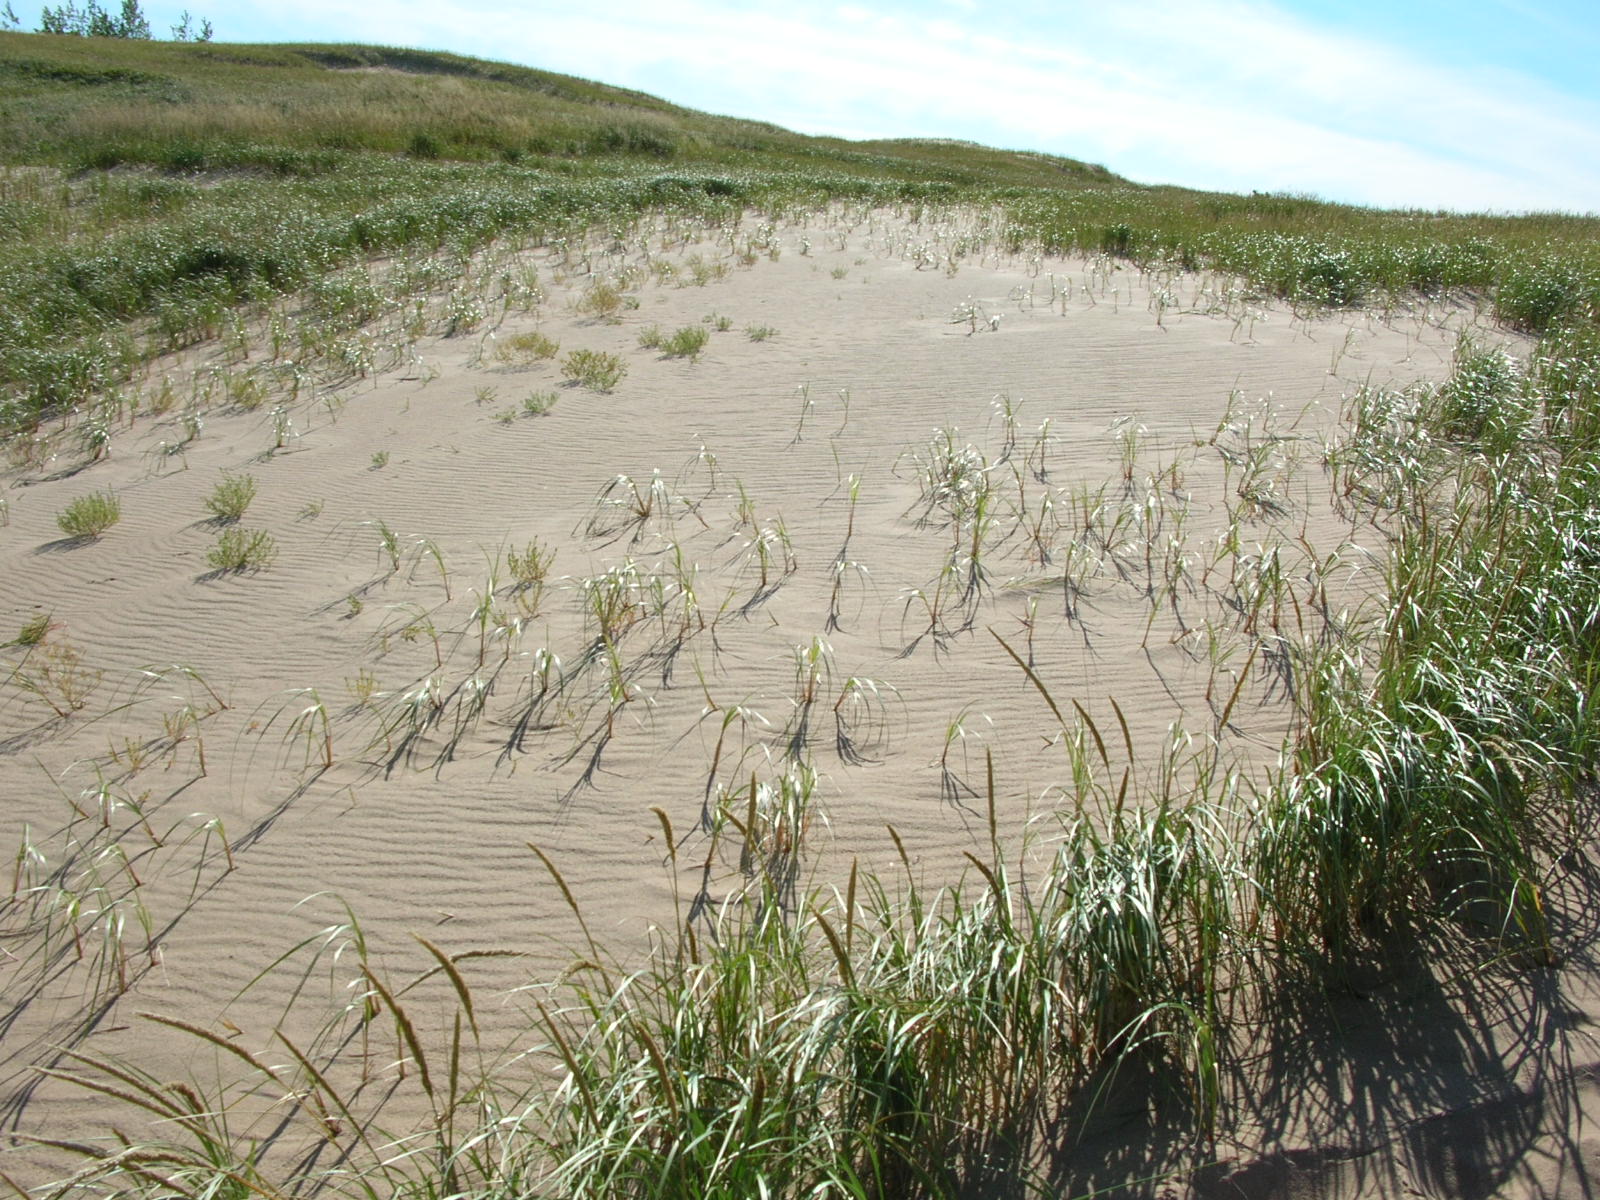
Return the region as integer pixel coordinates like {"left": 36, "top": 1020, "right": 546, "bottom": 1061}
{"left": 347, "top": 667, "right": 379, "bottom": 705}
{"left": 81, "top": 417, "right": 111, "bottom": 461}
{"left": 562, "top": 349, "right": 628, "bottom": 392}
{"left": 684, "top": 254, "right": 725, "bottom": 286}
{"left": 507, "top": 539, "right": 555, "bottom": 589}
{"left": 206, "top": 528, "right": 277, "bottom": 573}
{"left": 746, "top": 324, "right": 778, "bottom": 342}
{"left": 226, "top": 370, "right": 268, "bottom": 411}
{"left": 269, "top": 404, "right": 297, "bottom": 450}
{"left": 443, "top": 289, "right": 485, "bottom": 335}
{"left": 474, "top": 385, "right": 499, "bottom": 406}
{"left": 10, "top": 613, "right": 53, "bottom": 647}
{"left": 523, "top": 390, "right": 558, "bottom": 416}
{"left": 371, "top": 451, "right": 390, "bottom": 470}
{"left": 705, "top": 312, "right": 733, "bottom": 332}
{"left": 830, "top": 267, "right": 849, "bottom": 280}
{"left": 636, "top": 324, "right": 664, "bottom": 350}
{"left": 506, "top": 539, "right": 555, "bottom": 613}
{"left": 495, "top": 409, "right": 517, "bottom": 425}
{"left": 370, "top": 519, "right": 402, "bottom": 572}
{"left": 203, "top": 472, "right": 256, "bottom": 523}
{"left": 493, "top": 330, "right": 561, "bottom": 364}
{"left": 56, "top": 491, "right": 121, "bottom": 540}
{"left": 11, "top": 637, "right": 100, "bottom": 716}
{"left": 662, "top": 324, "right": 710, "bottom": 360}
{"left": 575, "top": 280, "right": 626, "bottom": 320}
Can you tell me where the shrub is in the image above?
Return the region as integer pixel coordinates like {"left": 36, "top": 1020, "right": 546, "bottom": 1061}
{"left": 203, "top": 472, "right": 256, "bottom": 523}
{"left": 662, "top": 324, "right": 709, "bottom": 360}
{"left": 494, "top": 330, "right": 560, "bottom": 364}
{"left": 575, "top": 281, "right": 626, "bottom": 321}
{"left": 562, "top": 349, "right": 627, "bottom": 392}
{"left": 56, "top": 491, "right": 121, "bottom": 539}
{"left": 206, "top": 527, "right": 277, "bottom": 572}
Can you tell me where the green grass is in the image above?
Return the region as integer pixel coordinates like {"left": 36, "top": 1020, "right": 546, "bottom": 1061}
{"left": 9, "top": 612, "right": 52, "bottom": 647}
{"left": 494, "top": 329, "right": 559, "bottom": 364}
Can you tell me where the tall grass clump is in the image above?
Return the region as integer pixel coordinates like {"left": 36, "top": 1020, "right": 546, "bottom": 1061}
{"left": 1258, "top": 330, "right": 1600, "bottom": 965}
{"left": 523, "top": 777, "right": 1237, "bottom": 1198}
{"left": 46, "top": 772, "right": 1243, "bottom": 1199}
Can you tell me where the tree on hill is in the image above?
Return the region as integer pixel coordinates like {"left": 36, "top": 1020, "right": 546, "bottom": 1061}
{"left": 169, "top": 8, "right": 210, "bottom": 40}
{"left": 38, "top": 0, "right": 148, "bottom": 36}
{"left": 20, "top": 0, "right": 212, "bottom": 39}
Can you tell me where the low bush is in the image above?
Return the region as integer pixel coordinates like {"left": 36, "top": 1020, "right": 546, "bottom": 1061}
{"left": 206, "top": 526, "right": 276, "bottom": 572}
{"left": 56, "top": 491, "right": 121, "bottom": 539}
{"left": 561, "top": 348, "right": 627, "bottom": 391}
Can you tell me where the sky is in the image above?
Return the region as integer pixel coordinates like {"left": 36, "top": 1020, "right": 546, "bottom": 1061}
{"left": 22, "top": 0, "right": 1600, "bottom": 214}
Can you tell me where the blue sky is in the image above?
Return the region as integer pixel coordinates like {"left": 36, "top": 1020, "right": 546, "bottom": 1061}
{"left": 21, "top": 1, "right": 1600, "bottom": 214}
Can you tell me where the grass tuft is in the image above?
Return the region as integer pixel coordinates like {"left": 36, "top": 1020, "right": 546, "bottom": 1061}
{"left": 202, "top": 472, "right": 257, "bottom": 523}
{"left": 56, "top": 491, "right": 121, "bottom": 539}
{"left": 562, "top": 349, "right": 627, "bottom": 391}
{"left": 661, "top": 324, "right": 709, "bottom": 360}
{"left": 205, "top": 527, "right": 277, "bottom": 573}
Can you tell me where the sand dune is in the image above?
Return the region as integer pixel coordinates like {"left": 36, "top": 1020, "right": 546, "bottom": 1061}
{"left": 6, "top": 208, "right": 1585, "bottom": 1197}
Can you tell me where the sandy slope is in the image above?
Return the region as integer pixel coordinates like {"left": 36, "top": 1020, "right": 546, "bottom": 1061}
{"left": 3, "top": 207, "right": 1590, "bottom": 1197}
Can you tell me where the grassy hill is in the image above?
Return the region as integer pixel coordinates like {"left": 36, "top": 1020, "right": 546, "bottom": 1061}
{"left": 0, "top": 31, "right": 1596, "bottom": 436}
{"left": 0, "top": 34, "right": 1119, "bottom": 183}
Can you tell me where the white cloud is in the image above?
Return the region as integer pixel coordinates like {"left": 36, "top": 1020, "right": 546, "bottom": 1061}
{"left": 232, "top": 0, "right": 1600, "bottom": 212}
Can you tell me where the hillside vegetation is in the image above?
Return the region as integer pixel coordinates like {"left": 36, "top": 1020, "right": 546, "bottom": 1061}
{"left": 1, "top": 30, "right": 1597, "bottom": 437}
{"left": 5, "top": 30, "right": 1600, "bottom": 1200}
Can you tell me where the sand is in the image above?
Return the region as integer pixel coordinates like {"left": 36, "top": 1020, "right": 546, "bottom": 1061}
{"left": 3, "top": 206, "right": 1593, "bottom": 1197}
